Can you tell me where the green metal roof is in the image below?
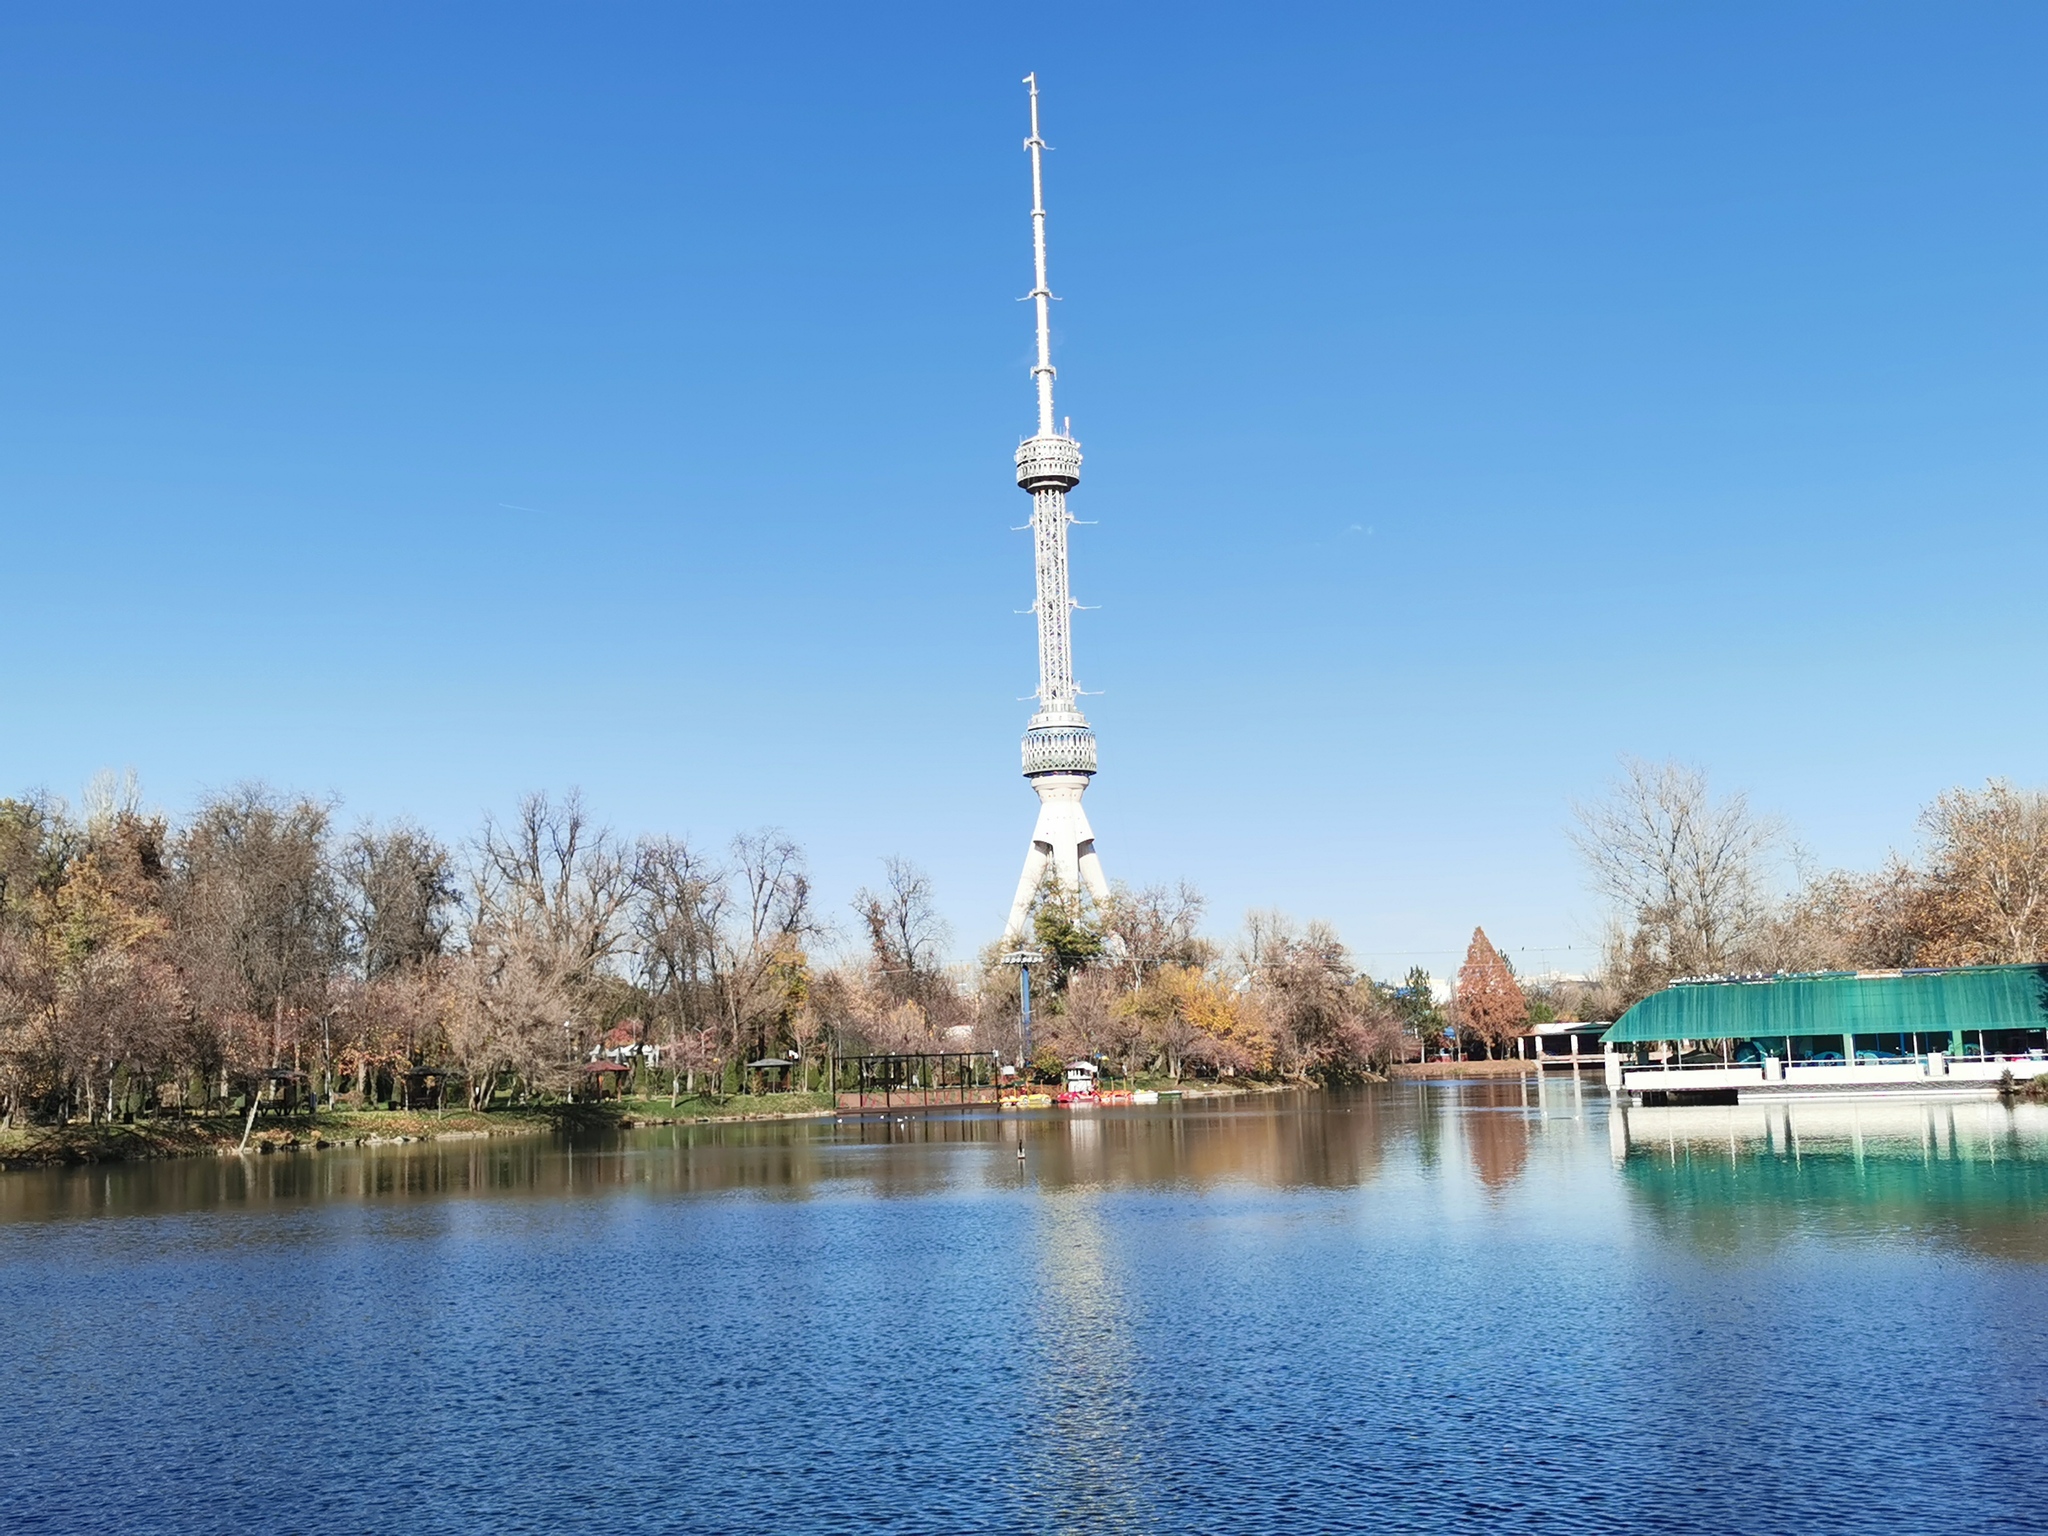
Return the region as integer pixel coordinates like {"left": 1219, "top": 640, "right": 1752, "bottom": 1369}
{"left": 1602, "top": 965, "right": 2048, "bottom": 1045}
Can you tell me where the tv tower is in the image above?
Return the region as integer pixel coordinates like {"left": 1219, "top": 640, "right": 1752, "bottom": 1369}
{"left": 1002, "top": 74, "right": 1110, "bottom": 941}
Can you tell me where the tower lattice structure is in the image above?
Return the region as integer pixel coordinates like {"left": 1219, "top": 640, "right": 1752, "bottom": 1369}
{"left": 1003, "top": 74, "right": 1109, "bottom": 941}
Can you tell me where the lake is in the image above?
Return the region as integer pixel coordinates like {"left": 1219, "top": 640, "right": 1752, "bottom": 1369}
{"left": 2, "top": 1078, "right": 2045, "bottom": 1534}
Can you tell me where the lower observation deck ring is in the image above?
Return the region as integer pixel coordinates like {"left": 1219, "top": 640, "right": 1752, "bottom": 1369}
{"left": 1021, "top": 726, "right": 1097, "bottom": 776}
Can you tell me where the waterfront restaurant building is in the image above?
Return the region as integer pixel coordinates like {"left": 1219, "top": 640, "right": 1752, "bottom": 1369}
{"left": 1601, "top": 964, "right": 2048, "bottom": 1104}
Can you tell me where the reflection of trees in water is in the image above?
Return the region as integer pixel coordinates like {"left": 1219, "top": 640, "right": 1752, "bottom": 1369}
{"left": 1012, "top": 1094, "right": 1395, "bottom": 1193}
{"left": 0, "top": 1130, "right": 844, "bottom": 1220}
{"left": 1462, "top": 1109, "right": 1532, "bottom": 1193}
{"left": 1412, "top": 1085, "right": 1444, "bottom": 1174}
{"left": 0, "top": 1095, "right": 1412, "bottom": 1222}
{"left": 1617, "top": 1100, "right": 2048, "bottom": 1262}
{"left": 1453, "top": 1080, "right": 1536, "bottom": 1195}
{"left": 1015, "top": 1193, "right": 1150, "bottom": 1536}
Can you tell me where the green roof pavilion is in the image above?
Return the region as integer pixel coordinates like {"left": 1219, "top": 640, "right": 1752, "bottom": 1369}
{"left": 1603, "top": 965, "right": 2048, "bottom": 1054}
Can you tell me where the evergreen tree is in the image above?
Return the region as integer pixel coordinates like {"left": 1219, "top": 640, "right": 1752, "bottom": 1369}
{"left": 1394, "top": 965, "right": 1446, "bottom": 1055}
{"left": 1030, "top": 878, "right": 1105, "bottom": 992}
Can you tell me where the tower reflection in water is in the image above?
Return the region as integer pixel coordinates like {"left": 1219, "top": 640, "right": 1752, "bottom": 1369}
{"left": 1013, "top": 1116, "right": 1151, "bottom": 1535}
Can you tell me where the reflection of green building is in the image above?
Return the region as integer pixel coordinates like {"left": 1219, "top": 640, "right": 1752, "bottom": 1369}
{"left": 1614, "top": 1098, "right": 2048, "bottom": 1262}
{"left": 1602, "top": 966, "right": 2048, "bottom": 1104}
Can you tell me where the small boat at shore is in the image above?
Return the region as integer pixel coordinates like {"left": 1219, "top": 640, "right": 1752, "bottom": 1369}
{"left": 999, "top": 1066, "right": 1170, "bottom": 1111}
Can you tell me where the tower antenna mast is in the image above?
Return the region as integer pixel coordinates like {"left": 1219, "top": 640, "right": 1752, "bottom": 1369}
{"left": 1003, "top": 74, "right": 1109, "bottom": 941}
{"left": 1025, "top": 72, "right": 1056, "bottom": 440}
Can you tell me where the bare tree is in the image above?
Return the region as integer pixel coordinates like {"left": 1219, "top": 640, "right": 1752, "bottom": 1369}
{"left": 1234, "top": 908, "right": 1292, "bottom": 974}
{"left": 853, "top": 856, "right": 950, "bottom": 1008}
{"left": 1767, "top": 860, "right": 1922, "bottom": 972}
{"left": 708, "top": 830, "right": 816, "bottom": 1083}
{"left": 1341, "top": 982, "right": 1406, "bottom": 1077}
{"left": 170, "top": 785, "right": 342, "bottom": 1083}
{"left": 1751, "top": 781, "right": 2048, "bottom": 973}
{"left": 1051, "top": 967, "right": 1138, "bottom": 1069}
{"left": 1238, "top": 915, "right": 1357, "bottom": 1080}
{"left": 633, "top": 834, "right": 724, "bottom": 1098}
{"left": 1571, "top": 758, "right": 1784, "bottom": 997}
{"left": 444, "top": 943, "right": 572, "bottom": 1108}
{"left": 1102, "top": 880, "right": 1212, "bottom": 990}
{"left": 463, "top": 792, "right": 635, "bottom": 1101}
{"left": 1917, "top": 780, "right": 2048, "bottom": 963}
{"left": 329, "top": 962, "right": 449, "bottom": 1107}
{"left": 0, "top": 785, "right": 844, "bottom": 1122}
{"left": 474, "top": 792, "right": 634, "bottom": 987}
{"left": 340, "top": 823, "right": 458, "bottom": 981}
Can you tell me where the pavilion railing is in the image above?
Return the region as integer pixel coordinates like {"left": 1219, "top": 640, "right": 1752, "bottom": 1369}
{"left": 1621, "top": 1051, "right": 2047, "bottom": 1074}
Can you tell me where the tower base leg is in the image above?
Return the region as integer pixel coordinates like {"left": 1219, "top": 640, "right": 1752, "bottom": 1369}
{"left": 1002, "top": 773, "right": 1109, "bottom": 940}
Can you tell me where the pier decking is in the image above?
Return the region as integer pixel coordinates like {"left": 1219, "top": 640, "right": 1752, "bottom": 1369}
{"left": 1609, "top": 1051, "right": 2048, "bottom": 1103}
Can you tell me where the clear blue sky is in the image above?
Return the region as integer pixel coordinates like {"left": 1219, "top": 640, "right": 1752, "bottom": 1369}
{"left": 4, "top": 4, "right": 2044, "bottom": 976}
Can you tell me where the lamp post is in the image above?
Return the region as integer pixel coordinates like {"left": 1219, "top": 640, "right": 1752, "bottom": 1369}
{"left": 1000, "top": 948, "right": 1045, "bottom": 1084}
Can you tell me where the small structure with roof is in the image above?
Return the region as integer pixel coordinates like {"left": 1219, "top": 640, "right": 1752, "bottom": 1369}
{"left": 744, "top": 1057, "right": 798, "bottom": 1094}
{"left": 1602, "top": 965, "right": 2048, "bottom": 1104}
{"left": 1519, "top": 1020, "right": 1612, "bottom": 1069}
{"left": 835, "top": 1051, "right": 1001, "bottom": 1111}
{"left": 255, "top": 1067, "right": 315, "bottom": 1116}
{"left": 578, "top": 1061, "right": 633, "bottom": 1099}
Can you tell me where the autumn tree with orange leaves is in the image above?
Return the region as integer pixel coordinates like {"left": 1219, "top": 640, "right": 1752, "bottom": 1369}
{"left": 1454, "top": 927, "right": 1527, "bottom": 1059}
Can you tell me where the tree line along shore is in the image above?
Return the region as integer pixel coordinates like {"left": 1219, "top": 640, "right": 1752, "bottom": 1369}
{"left": 4, "top": 761, "right": 2043, "bottom": 1157}
{"left": 0, "top": 778, "right": 1454, "bottom": 1146}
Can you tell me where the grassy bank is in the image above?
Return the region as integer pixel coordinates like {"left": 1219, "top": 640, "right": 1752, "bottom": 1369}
{"left": 1391, "top": 1059, "right": 1544, "bottom": 1080}
{"left": 0, "top": 1080, "right": 1351, "bottom": 1170}
{"left": 612, "top": 1091, "right": 836, "bottom": 1123}
{"left": 0, "top": 1092, "right": 840, "bottom": 1169}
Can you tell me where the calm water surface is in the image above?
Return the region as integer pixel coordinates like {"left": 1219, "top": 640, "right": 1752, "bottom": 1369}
{"left": 3, "top": 1079, "right": 2046, "bottom": 1535}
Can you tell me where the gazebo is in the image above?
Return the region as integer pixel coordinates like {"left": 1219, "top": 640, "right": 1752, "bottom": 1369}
{"left": 745, "top": 1057, "right": 797, "bottom": 1094}
{"left": 579, "top": 1061, "right": 633, "bottom": 1100}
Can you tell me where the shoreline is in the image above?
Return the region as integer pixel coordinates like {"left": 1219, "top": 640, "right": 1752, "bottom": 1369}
{"left": 1391, "top": 1060, "right": 1565, "bottom": 1080}
{"left": 0, "top": 1079, "right": 1320, "bottom": 1170}
{"left": 0, "top": 1095, "right": 840, "bottom": 1170}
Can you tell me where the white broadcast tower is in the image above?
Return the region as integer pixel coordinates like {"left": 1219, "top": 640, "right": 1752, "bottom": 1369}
{"left": 1002, "top": 73, "right": 1110, "bottom": 941}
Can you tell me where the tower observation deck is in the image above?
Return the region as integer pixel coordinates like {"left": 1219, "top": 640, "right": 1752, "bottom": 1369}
{"left": 1003, "top": 74, "right": 1110, "bottom": 941}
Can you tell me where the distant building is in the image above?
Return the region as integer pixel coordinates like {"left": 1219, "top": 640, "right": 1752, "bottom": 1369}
{"left": 1517, "top": 1019, "right": 1612, "bottom": 1068}
{"left": 593, "top": 1021, "right": 661, "bottom": 1066}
